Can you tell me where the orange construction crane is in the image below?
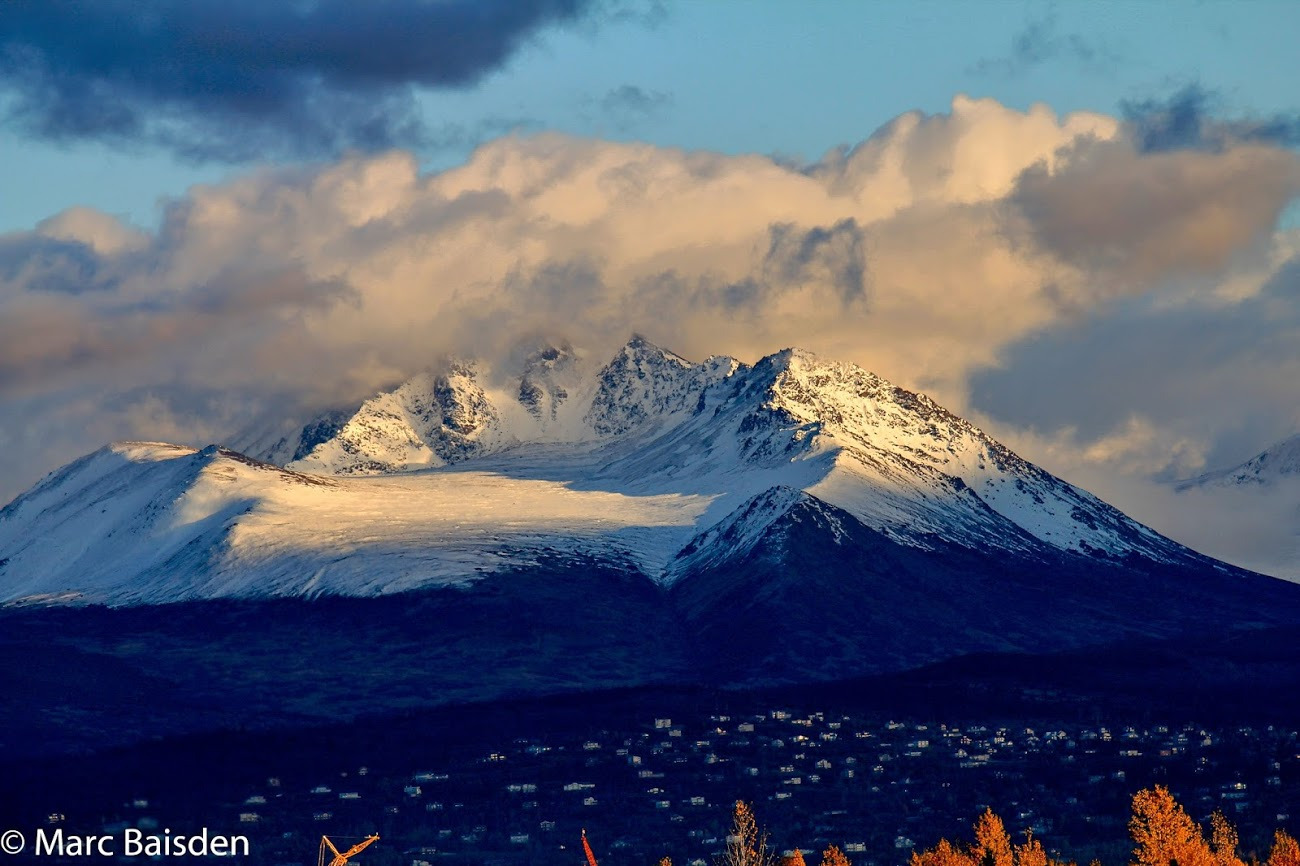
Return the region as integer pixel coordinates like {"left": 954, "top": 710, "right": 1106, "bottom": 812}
{"left": 318, "top": 834, "right": 379, "bottom": 866}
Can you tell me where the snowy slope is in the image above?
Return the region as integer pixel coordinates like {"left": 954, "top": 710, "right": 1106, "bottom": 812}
{"left": 1, "top": 338, "right": 1225, "bottom": 605}
{"left": 284, "top": 339, "right": 1195, "bottom": 562}
{"left": 1166, "top": 435, "right": 1300, "bottom": 580}
{"left": 1178, "top": 434, "right": 1300, "bottom": 490}
{"left": 0, "top": 441, "right": 712, "bottom": 605}
{"left": 655, "top": 347, "right": 1191, "bottom": 562}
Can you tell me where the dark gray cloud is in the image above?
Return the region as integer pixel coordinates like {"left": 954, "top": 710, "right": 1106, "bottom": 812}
{"left": 970, "top": 277, "right": 1300, "bottom": 476}
{"left": 0, "top": 228, "right": 355, "bottom": 396}
{"left": 628, "top": 219, "right": 869, "bottom": 320}
{"left": 600, "top": 84, "right": 670, "bottom": 116}
{"left": 1010, "top": 137, "right": 1300, "bottom": 286}
{"left": 1122, "top": 83, "right": 1300, "bottom": 153}
{"left": 0, "top": 0, "right": 598, "bottom": 162}
{"left": 1260, "top": 255, "right": 1300, "bottom": 300}
{"left": 0, "top": 235, "right": 119, "bottom": 295}
{"left": 970, "top": 12, "right": 1118, "bottom": 77}
{"left": 763, "top": 219, "right": 867, "bottom": 304}
{"left": 586, "top": 84, "right": 672, "bottom": 133}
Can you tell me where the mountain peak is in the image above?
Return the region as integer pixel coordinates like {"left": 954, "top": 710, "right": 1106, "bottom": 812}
{"left": 1178, "top": 432, "right": 1300, "bottom": 490}
{"left": 618, "top": 334, "right": 689, "bottom": 365}
{"left": 518, "top": 342, "right": 581, "bottom": 422}
{"left": 2, "top": 338, "right": 1259, "bottom": 610}
{"left": 289, "top": 361, "right": 504, "bottom": 475}
{"left": 584, "top": 338, "right": 719, "bottom": 437}
{"left": 764, "top": 345, "right": 823, "bottom": 367}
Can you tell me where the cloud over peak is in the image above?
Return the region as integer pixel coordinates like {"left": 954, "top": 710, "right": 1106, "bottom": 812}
{"left": 1, "top": 95, "right": 1298, "bottom": 512}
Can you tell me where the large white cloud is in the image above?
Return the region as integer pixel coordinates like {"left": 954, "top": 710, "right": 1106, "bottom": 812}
{"left": 2, "top": 94, "right": 1298, "bottom": 521}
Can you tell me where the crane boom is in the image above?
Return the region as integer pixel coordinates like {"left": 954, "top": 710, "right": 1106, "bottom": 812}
{"left": 318, "top": 834, "right": 379, "bottom": 866}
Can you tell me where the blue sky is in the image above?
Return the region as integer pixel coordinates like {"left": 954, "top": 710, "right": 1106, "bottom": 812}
{"left": 4, "top": 1, "right": 1299, "bottom": 233}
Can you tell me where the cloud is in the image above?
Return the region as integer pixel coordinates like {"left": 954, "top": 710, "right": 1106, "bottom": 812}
{"left": 0, "top": 0, "right": 601, "bottom": 162}
{"left": 1122, "top": 83, "right": 1300, "bottom": 153}
{"left": 1011, "top": 137, "right": 1300, "bottom": 287}
{"left": 601, "top": 84, "right": 672, "bottom": 117}
{"left": 0, "top": 234, "right": 118, "bottom": 296}
{"left": 0, "top": 253, "right": 355, "bottom": 398}
{"left": 579, "top": 84, "right": 672, "bottom": 134}
{"left": 809, "top": 95, "right": 1120, "bottom": 215}
{"left": 970, "top": 12, "right": 1119, "bottom": 77}
{"left": 970, "top": 231, "right": 1300, "bottom": 476}
{"left": 2, "top": 95, "right": 1299, "bottom": 517}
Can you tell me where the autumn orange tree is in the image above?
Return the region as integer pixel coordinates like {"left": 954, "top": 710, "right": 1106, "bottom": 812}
{"left": 912, "top": 807, "right": 1058, "bottom": 866}
{"left": 1013, "top": 830, "right": 1051, "bottom": 866}
{"left": 1268, "top": 831, "right": 1300, "bottom": 866}
{"left": 912, "top": 838, "right": 975, "bottom": 866}
{"left": 974, "top": 809, "right": 1015, "bottom": 866}
{"left": 666, "top": 787, "right": 1295, "bottom": 866}
{"left": 1209, "top": 811, "right": 1246, "bottom": 866}
{"left": 821, "top": 845, "right": 851, "bottom": 866}
{"left": 722, "top": 801, "right": 775, "bottom": 866}
{"left": 1129, "top": 786, "right": 1215, "bottom": 866}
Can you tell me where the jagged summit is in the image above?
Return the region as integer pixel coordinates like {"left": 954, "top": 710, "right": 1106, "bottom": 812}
{"left": 290, "top": 362, "right": 505, "bottom": 475}
{"left": 518, "top": 342, "right": 580, "bottom": 421}
{"left": 0, "top": 338, "right": 1267, "bottom": 608}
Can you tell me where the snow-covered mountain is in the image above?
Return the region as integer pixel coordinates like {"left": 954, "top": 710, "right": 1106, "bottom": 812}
{"left": 1177, "top": 434, "right": 1300, "bottom": 490}
{"left": 8, "top": 338, "right": 1300, "bottom": 753}
{"left": 1166, "top": 434, "right": 1300, "bottom": 581}
{"left": 2, "top": 337, "right": 1216, "bottom": 607}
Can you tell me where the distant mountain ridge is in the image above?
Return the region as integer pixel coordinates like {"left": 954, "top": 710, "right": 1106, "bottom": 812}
{"left": 1, "top": 337, "right": 1226, "bottom": 607}
{"left": 6, "top": 337, "right": 1300, "bottom": 753}
{"left": 1166, "top": 432, "right": 1300, "bottom": 581}
{"left": 1177, "top": 433, "right": 1300, "bottom": 490}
